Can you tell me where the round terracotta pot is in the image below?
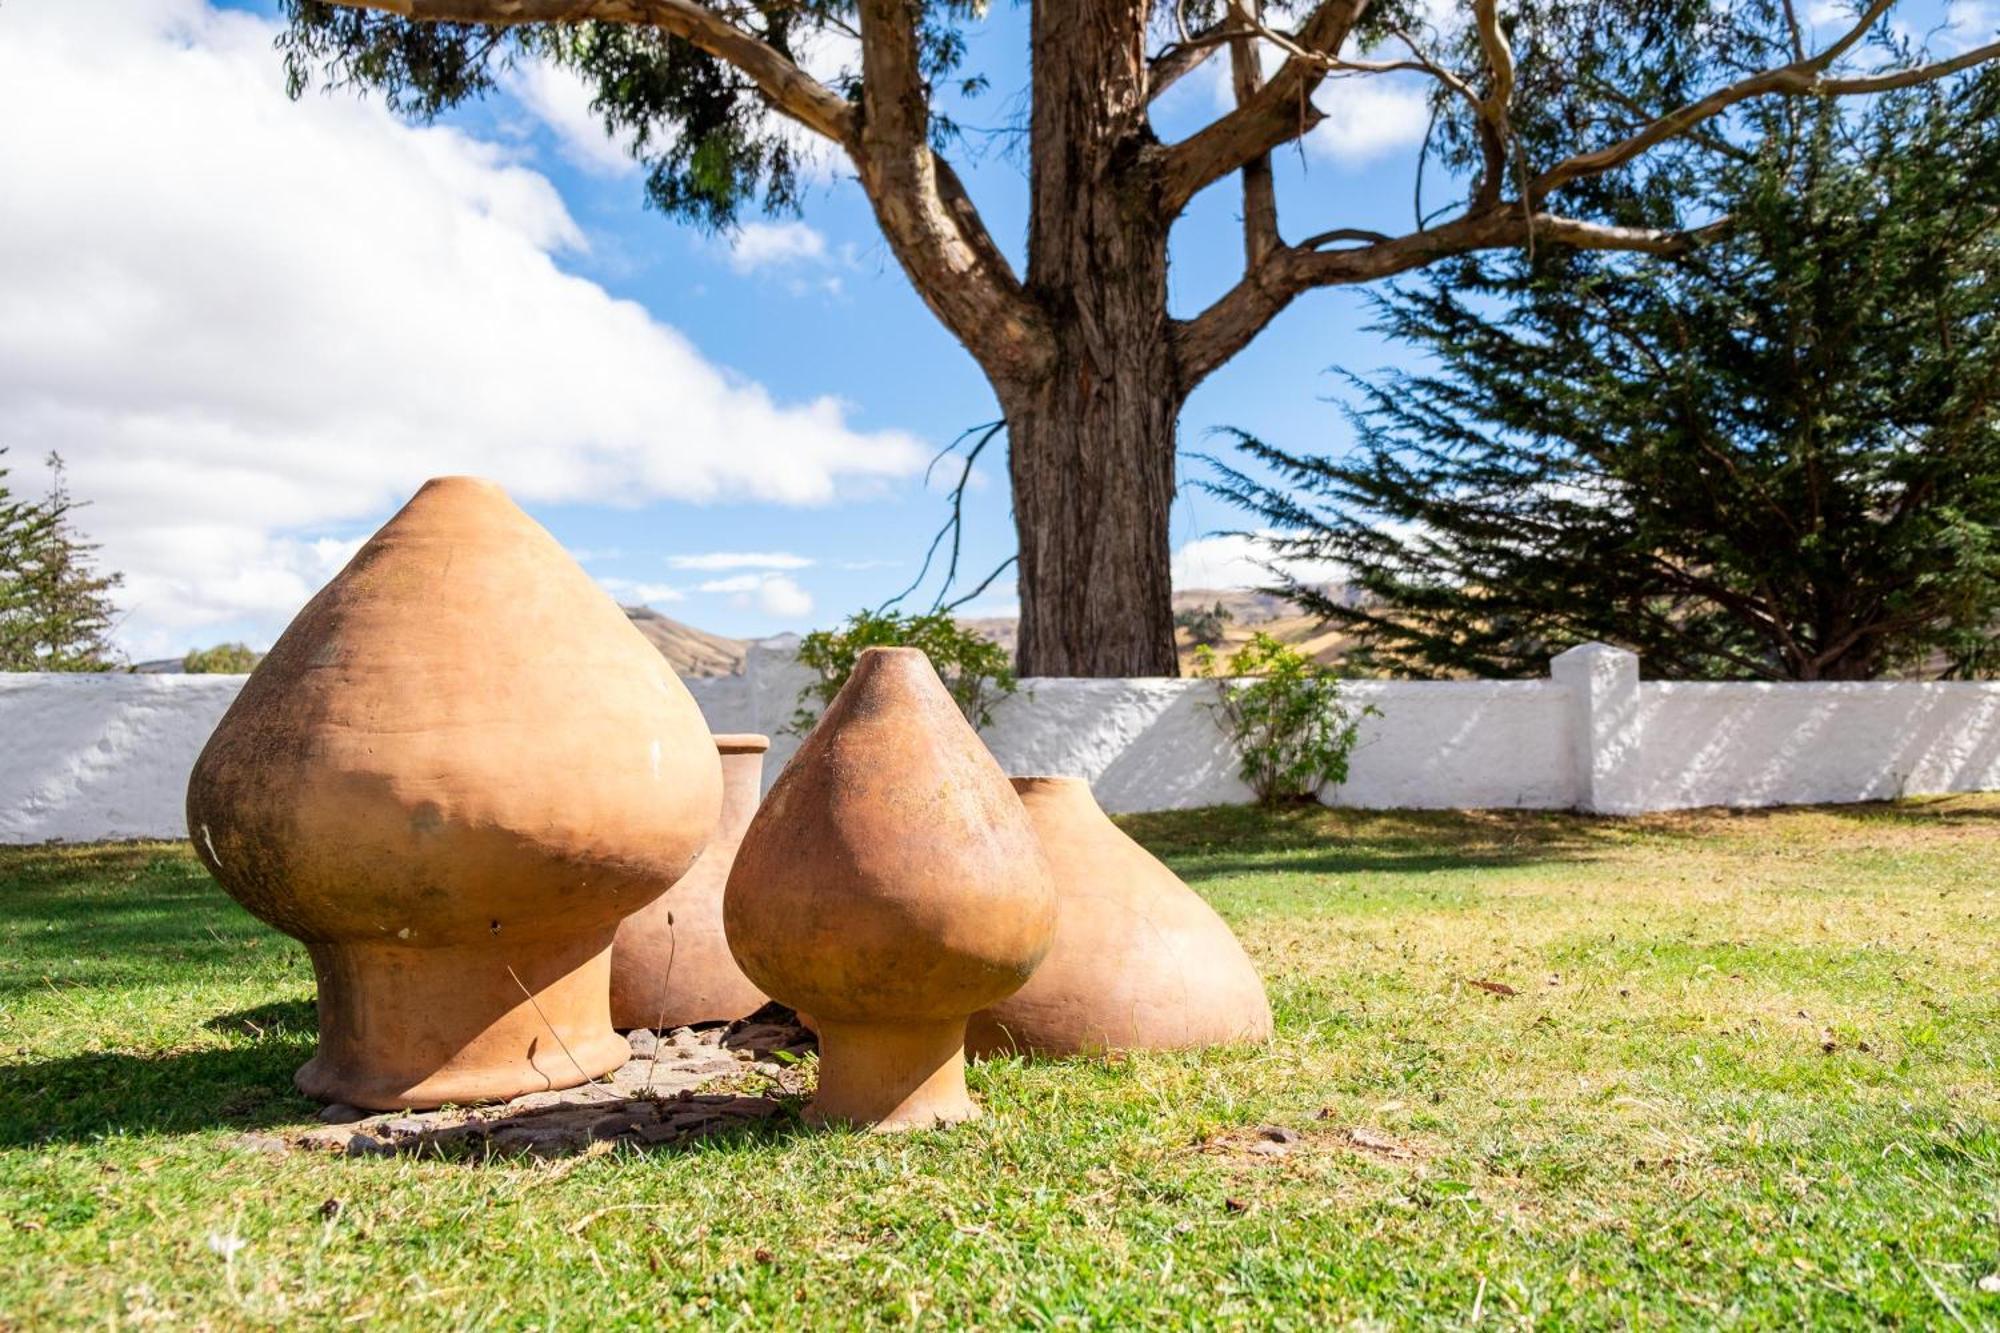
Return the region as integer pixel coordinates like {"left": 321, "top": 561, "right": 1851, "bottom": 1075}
{"left": 966, "top": 776, "right": 1274, "bottom": 1058}
{"left": 185, "top": 476, "right": 722, "bottom": 1110}
{"left": 723, "top": 647, "right": 1056, "bottom": 1131}
{"left": 610, "top": 733, "right": 771, "bottom": 1030}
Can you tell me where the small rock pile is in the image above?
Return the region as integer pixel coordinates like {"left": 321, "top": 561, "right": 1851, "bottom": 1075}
{"left": 287, "top": 1004, "right": 815, "bottom": 1160}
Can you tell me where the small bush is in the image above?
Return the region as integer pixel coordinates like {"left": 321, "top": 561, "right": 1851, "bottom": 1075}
{"left": 791, "top": 608, "right": 1015, "bottom": 734}
{"left": 181, "top": 642, "right": 260, "bottom": 674}
{"left": 1193, "top": 632, "right": 1374, "bottom": 805}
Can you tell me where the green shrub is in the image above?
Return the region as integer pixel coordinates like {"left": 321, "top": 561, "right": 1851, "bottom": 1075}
{"left": 791, "top": 608, "right": 1015, "bottom": 734}
{"left": 181, "top": 642, "right": 259, "bottom": 674}
{"left": 1193, "top": 632, "right": 1374, "bottom": 805}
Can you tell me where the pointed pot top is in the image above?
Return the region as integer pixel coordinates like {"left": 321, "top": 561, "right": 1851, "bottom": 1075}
{"left": 186, "top": 474, "right": 721, "bottom": 942}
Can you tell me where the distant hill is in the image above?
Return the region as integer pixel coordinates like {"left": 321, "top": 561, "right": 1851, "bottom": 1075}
{"left": 958, "top": 586, "right": 1358, "bottom": 674}
{"left": 1167, "top": 586, "right": 1359, "bottom": 673}
{"left": 622, "top": 605, "right": 747, "bottom": 677}
{"left": 144, "top": 606, "right": 748, "bottom": 679}
{"left": 141, "top": 594, "right": 1341, "bottom": 681}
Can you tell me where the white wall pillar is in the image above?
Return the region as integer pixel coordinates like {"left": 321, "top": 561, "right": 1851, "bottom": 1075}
{"left": 1550, "top": 643, "right": 1643, "bottom": 814}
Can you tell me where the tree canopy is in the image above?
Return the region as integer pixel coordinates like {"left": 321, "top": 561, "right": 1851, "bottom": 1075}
{"left": 1208, "top": 75, "right": 2000, "bottom": 680}
{"left": 278, "top": 0, "right": 2000, "bottom": 676}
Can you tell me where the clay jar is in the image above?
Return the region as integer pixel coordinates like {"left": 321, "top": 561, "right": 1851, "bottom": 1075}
{"left": 724, "top": 647, "right": 1056, "bottom": 1131}
{"left": 185, "top": 477, "right": 721, "bottom": 1110}
{"left": 610, "top": 733, "right": 771, "bottom": 1029}
{"left": 966, "top": 777, "right": 1273, "bottom": 1058}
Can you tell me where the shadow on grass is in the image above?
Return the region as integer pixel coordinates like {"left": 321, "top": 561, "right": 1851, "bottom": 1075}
{"left": 1738, "top": 793, "right": 2000, "bottom": 829}
{"left": 1120, "top": 804, "right": 1620, "bottom": 884}
{"left": 0, "top": 844, "right": 283, "bottom": 998}
{"left": 0, "top": 1041, "right": 318, "bottom": 1147}
{"left": 1120, "top": 794, "right": 2000, "bottom": 886}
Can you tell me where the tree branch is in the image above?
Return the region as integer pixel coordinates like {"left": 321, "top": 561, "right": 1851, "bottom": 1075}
{"left": 1529, "top": 0, "right": 1913, "bottom": 199}
{"left": 318, "top": 0, "right": 856, "bottom": 141}
{"left": 1173, "top": 0, "right": 2000, "bottom": 389}
{"left": 1228, "top": 0, "right": 1281, "bottom": 268}
{"left": 1158, "top": 0, "right": 1374, "bottom": 214}
{"left": 852, "top": 0, "right": 1051, "bottom": 382}
{"left": 1175, "top": 211, "right": 1722, "bottom": 388}
{"left": 1468, "top": 0, "right": 1514, "bottom": 209}
{"left": 1149, "top": 25, "right": 1225, "bottom": 103}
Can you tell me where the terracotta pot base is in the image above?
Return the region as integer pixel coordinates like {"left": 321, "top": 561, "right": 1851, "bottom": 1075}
{"left": 805, "top": 1018, "right": 979, "bottom": 1132}
{"left": 296, "top": 930, "right": 628, "bottom": 1110}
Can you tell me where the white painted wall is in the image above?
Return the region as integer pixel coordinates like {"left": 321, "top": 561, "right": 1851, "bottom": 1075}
{"left": 6, "top": 644, "right": 1999, "bottom": 842}
{"left": 0, "top": 673, "right": 242, "bottom": 843}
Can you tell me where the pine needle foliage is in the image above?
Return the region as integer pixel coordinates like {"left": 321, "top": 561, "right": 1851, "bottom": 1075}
{"left": 1208, "top": 78, "right": 2000, "bottom": 681}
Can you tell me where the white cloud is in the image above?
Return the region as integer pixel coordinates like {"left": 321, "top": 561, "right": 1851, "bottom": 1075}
{"left": 1304, "top": 76, "right": 1432, "bottom": 165}
{"left": 696, "top": 571, "right": 815, "bottom": 618}
{"left": 502, "top": 59, "right": 640, "bottom": 177}
{"left": 727, "top": 221, "right": 830, "bottom": 273}
{"left": 666, "top": 551, "right": 815, "bottom": 571}
{"left": 753, "top": 575, "right": 814, "bottom": 619}
{"left": 696, "top": 574, "right": 765, "bottom": 594}
{"left": 598, "top": 577, "right": 687, "bottom": 606}
{"left": 0, "top": 0, "right": 925, "bottom": 654}
{"left": 1942, "top": 0, "right": 1997, "bottom": 51}
{"left": 1171, "top": 532, "right": 1346, "bottom": 591}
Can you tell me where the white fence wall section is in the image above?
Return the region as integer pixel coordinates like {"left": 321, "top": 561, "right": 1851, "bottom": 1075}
{"left": 6, "top": 642, "right": 2000, "bottom": 842}
{"left": 0, "top": 674, "right": 244, "bottom": 843}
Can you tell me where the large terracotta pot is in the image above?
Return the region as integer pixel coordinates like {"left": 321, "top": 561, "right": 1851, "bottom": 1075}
{"left": 967, "top": 776, "right": 1274, "bottom": 1058}
{"left": 723, "top": 647, "right": 1056, "bottom": 1131}
{"left": 185, "top": 476, "right": 722, "bottom": 1110}
{"left": 610, "top": 733, "right": 771, "bottom": 1029}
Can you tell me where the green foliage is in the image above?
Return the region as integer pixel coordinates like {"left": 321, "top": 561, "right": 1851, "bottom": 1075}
{"left": 278, "top": 0, "right": 986, "bottom": 232}
{"left": 0, "top": 452, "right": 121, "bottom": 673}
{"left": 181, "top": 643, "right": 260, "bottom": 675}
{"left": 790, "top": 606, "right": 1015, "bottom": 733}
{"left": 1209, "top": 76, "right": 2000, "bottom": 681}
{"left": 1173, "top": 600, "right": 1233, "bottom": 648}
{"left": 1193, "top": 632, "right": 1373, "bottom": 805}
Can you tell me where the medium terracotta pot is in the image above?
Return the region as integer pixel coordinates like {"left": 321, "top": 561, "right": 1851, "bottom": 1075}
{"left": 185, "top": 476, "right": 721, "bottom": 1110}
{"left": 610, "top": 733, "right": 771, "bottom": 1030}
{"left": 966, "top": 776, "right": 1274, "bottom": 1058}
{"left": 723, "top": 647, "right": 1056, "bottom": 1131}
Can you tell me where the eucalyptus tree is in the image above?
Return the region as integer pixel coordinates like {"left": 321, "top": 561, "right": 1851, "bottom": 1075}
{"left": 280, "top": 0, "right": 1997, "bottom": 674}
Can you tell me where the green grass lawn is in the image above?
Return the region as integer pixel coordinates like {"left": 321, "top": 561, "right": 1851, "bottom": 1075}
{"left": 2, "top": 799, "right": 1998, "bottom": 1329}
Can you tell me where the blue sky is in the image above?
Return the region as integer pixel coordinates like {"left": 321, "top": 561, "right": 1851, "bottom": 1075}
{"left": 386, "top": 0, "right": 1439, "bottom": 633}
{"left": 4, "top": 0, "right": 1984, "bottom": 656}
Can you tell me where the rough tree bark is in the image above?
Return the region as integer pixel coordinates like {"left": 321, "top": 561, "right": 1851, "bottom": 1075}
{"left": 1001, "top": 0, "right": 1181, "bottom": 676}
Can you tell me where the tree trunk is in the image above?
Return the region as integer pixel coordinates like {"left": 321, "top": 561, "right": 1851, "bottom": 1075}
{"left": 1004, "top": 0, "right": 1182, "bottom": 678}
{"left": 1006, "top": 337, "right": 1183, "bottom": 678}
